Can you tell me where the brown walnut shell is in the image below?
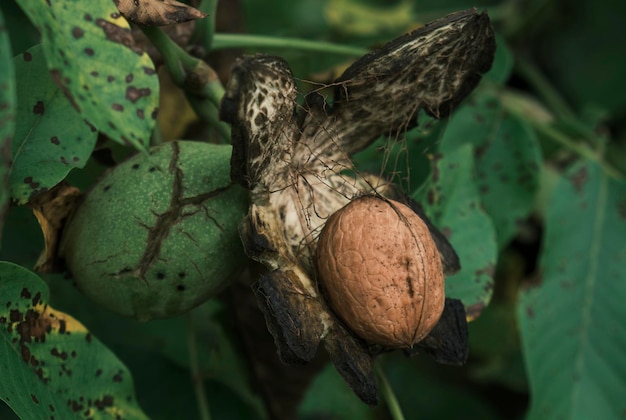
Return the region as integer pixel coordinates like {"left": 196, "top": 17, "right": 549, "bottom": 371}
{"left": 316, "top": 196, "right": 445, "bottom": 348}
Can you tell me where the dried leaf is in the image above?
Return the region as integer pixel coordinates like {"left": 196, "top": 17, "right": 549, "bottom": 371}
{"left": 115, "top": 0, "right": 207, "bottom": 26}
{"left": 29, "top": 184, "right": 82, "bottom": 273}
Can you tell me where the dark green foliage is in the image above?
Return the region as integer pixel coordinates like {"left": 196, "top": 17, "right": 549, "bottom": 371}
{"left": 519, "top": 161, "right": 626, "bottom": 419}
{"left": 10, "top": 45, "right": 97, "bottom": 204}
{"left": 1, "top": 0, "right": 625, "bottom": 419}
{"left": 0, "top": 9, "right": 15, "bottom": 243}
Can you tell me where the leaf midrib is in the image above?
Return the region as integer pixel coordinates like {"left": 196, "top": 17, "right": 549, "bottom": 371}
{"left": 569, "top": 167, "right": 608, "bottom": 418}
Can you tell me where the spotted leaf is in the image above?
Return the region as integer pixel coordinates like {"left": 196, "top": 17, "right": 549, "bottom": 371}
{"left": 114, "top": 0, "right": 207, "bottom": 26}
{"left": 416, "top": 144, "right": 497, "bottom": 320}
{"left": 0, "top": 261, "right": 149, "bottom": 419}
{"left": 519, "top": 161, "right": 626, "bottom": 419}
{"left": 0, "top": 10, "right": 16, "bottom": 243}
{"left": 439, "top": 93, "right": 542, "bottom": 248}
{"left": 10, "top": 45, "right": 96, "bottom": 205}
{"left": 16, "top": 0, "right": 159, "bottom": 151}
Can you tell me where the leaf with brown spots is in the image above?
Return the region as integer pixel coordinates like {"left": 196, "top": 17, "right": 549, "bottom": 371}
{"left": 10, "top": 45, "right": 96, "bottom": 205}
{"left": 438, "top": 93, "right": 542, "bottom": 249}
{"left": 28, "top": 183, "right": 82, "bottom": 274}
{"left": 0, "top": 262, "right": 149, "bottom": 419}
{"left": 415, "top": 144, "right": 497, "bottom": 321}
{"left": 115, "top": 0, "right": 207, "bottom": 26}
{"left": 0, "top": 10, "right": 15, "bottom": 246}
{"left": 16, "top": 0, "right": 159, "bottom": 151}
{"left": 519, "top": 161, "right": 626, "bottom": 418}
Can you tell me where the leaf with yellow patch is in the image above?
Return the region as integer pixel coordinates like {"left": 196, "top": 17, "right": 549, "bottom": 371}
{"left": 16, "top": 0, "right": 159, "bottom": 151}
{"left": 0, "top": 262, "right": 148, "bottom": 419}
{"left": 114, "top": 0, "right": 207, "bottom": 26}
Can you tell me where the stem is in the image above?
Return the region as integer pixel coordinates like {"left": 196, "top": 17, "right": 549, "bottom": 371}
{"left": 209, "top": 3, "right": 516, "bottom": 56}
{"left": 512, "top": 57, "right": 625, "bottom": 178}
{"left": 150, "top": 122, "right": 163, "bottom": 147}
{"left": 514, "top": 56, "right": 577, "bottom": 122}
{"left": 142, "top": 25, "right": 194, "bottom": 85}
{"left": 532, "top": 123, "right": 623, "bottom": 180}
{"left": 497, "top": 89, "right": 623, "bottom": 180}
{"left": 188, "top": 95, "right": 230, "bottom": 141}
{"left": 187, "top": 313, "right": 211, "bottom": 420}
{"left": 193, "top": 0, "right": 218, "bottom": 50}
{"left": 140, "top": 25, "right": 231, "bottom": 142}
{"left": 212, "top": 33, "right": 368, "bottom": 57}
{"left": 374, "top": 363, "right": 405, "bottom": 420}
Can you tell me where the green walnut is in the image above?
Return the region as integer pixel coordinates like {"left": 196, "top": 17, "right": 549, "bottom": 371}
{"left": 60, "top": 140, "right": 247, "bottom": 321}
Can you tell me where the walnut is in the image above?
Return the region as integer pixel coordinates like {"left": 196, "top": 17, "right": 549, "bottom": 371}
{"left": 60, "top": 141, "right": 247, "bottom": 321}
{"left": 316, "top": 196, "right": 445, "bottom": 347}
{"left": 219, "top": 9, "right": 495, "bottom": 403}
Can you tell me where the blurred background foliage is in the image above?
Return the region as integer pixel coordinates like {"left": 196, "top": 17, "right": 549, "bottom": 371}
{"left": 1, "top": 0, "right": 625, "bottom": 419}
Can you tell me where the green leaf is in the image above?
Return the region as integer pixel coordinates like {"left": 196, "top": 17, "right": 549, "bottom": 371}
{"left": 298, "top": 362, "right": 376, "bottom": 419}
{"left": 16, "top": 0, "right": 159, "bottom": 151}
{"left": 42, "top": 272, "right": 265, "bottom": 419}
{"left": 10, "top": 44, "right": 97, "bottom": 204}
{"left": 381, "top": 354, "right": 499, "bottom": 420}
{"left": 189, "top": 304, "right": 266, "bottom": 416}
{"left": 468, "top": 300, "right": 527, "bottom": 392}
{"left": 416, "top": 144, "right": 497, "bottom": 319}
{"left": 518, "top": 161, "right": 626, "bottom": 419}
{"left": 0, "top": 262, "right": 148, "bottom": 419}
{"left": 440, "top": 93, "right": 542, "bottom": 248}
{"left": 0, "top": 9, "right": 16, "bottom": 241}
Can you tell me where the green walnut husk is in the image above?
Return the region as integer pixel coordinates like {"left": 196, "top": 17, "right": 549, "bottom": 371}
{"left": 60, "top": 141, "right": 247, "bottom": 321}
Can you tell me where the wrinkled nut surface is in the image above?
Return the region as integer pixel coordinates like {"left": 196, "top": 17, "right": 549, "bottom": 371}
{"left": 316, "top": 196, "right": 445, "bottom": 348}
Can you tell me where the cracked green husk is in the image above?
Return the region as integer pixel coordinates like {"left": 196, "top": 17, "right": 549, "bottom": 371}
{"left": 60, "top": 140, "right": 247, "bottom": 321}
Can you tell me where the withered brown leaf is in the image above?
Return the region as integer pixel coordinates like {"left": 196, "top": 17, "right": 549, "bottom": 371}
{"left": 30, "top": 183, "right": 82, "bottom": 273}
{"left": 115, "top": 0, "right": 207, "bottom": 26}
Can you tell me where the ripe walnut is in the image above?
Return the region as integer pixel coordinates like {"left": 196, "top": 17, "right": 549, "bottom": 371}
{"left": 316, "top": 196, "right": 445, "bottom": 348}
{"left": 220, "top": 9, "right": 495, "bottom": 403}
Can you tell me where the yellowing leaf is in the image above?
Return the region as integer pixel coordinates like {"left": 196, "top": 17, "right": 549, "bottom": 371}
{"left": 325, "top": 0, "right": 414, "bottom": 36}
{"left": 0, "top": 262, "right": 149, "bottom": 419}
{"left": 17, "top": 0, "right": 160, "bottom": 152}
